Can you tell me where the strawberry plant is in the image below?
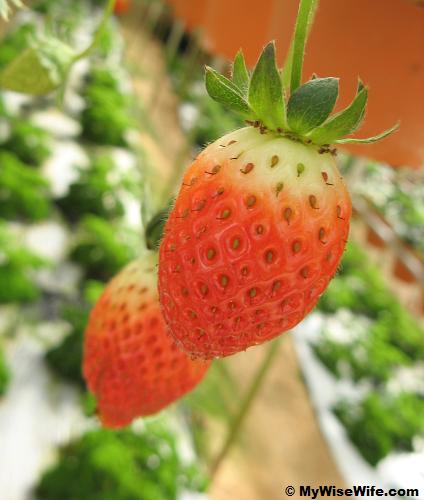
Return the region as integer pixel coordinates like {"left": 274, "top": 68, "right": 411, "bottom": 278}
{"left": 0, "top": 23, "right": 36, "bottom": 69}
{"left": 1, "top": 119, "right": 51, "bottom": 167}
{"left": 0, "top": 222, "right": 46, "bottom": 303}
{"left": 158, "top": 0, "right": 397, "bottom": 359}
{"left": 69, "top": 215, "right": 138, "bottom": 282}
{"left": 55, "top": 154, "right": 126, "bottom": 223}
{"left": 83, "top": 254, "right": 210, "bottom": 428}
{"left": 80, "top": 67, "right": 134, "bottom": 146}
{"left": 0, "top": 222, "right": 46, "bottom": 302}
{"left": 334, "top": 391, "right": 424, "bottom": 466}
{"left": 35, "top": 423, "right": 208, "bottom": 500}
{"left": 46, "top": 304, "right": 97, "bottom": 390}
{"left": 0, "top": 152, "right": 52, "bottom": 221}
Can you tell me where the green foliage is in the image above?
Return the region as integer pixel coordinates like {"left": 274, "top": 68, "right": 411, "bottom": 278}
{"left": 45, "top": 281, "right": 103, "bottom": 388}
{"left": 315, "top": 241, "right": 424, "bottom": 464}
{"left": 0, "top": 94, "right": 8, "bottom": 117}
{"left": 0, "top": 23, "right": 36, "bottom": 70}
{"left": 334, "top": 391, "right": 424, "bottom": 465}
{"left": 0, "top": 151, "right": 51, "bottom": 221}
{"left": 35, "top": 423, "right": 208, "bottom": 500}
{"left": 2, "top": 120, "right": 51, "bottom": 166}
{"left": 0, "top": 347, "right": 10, "bottom": 396}
{"left": 381, "top": 305, "right": 424, "bottom": 361}
{"left": 70, "top": 215, "right": 138, "bottom": 281}
{"left": 318, "top": 242, "right": 424, "bottom": 363}
{"left": 45, "top": 306, "right": 89, "bottom": 389}
{"left": 0, "top": 35, "right": 75, "bottom": 96}
{"left": 81, "top": 68, "right": 133, "bottom": 146}
{"left": 56, "top": 155, "right": 125, "bottom": 222}
{"left": 0, "top": 222, "right": 46, "bottom": 303}
{"left": 314, "top": 323, "right": 411, "bottom": 384}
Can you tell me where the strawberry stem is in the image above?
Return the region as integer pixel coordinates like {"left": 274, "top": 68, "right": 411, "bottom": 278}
{"left": 73, "top": 0, "right": 116, "bottom": 63}
{"left": 288, "top": 0, "right": 319, "bottom": 93}
{"left": 210, "top": 338, "right": 282, "bottom": 478}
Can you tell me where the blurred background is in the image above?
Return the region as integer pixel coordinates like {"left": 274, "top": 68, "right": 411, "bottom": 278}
{"left": 0, "top": 0, "right": 423, "bottom": 499}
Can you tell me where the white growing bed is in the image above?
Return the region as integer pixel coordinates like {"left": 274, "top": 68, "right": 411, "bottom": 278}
{"left": 292, "top": 313, "right": 424, "bottom": 497}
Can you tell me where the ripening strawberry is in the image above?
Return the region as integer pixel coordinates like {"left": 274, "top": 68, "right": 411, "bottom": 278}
{"left": 158, "top": 41, "right": 397, "bottom": 360}
{"left": 83, "top": 254, "right": 210, "bottom": 428}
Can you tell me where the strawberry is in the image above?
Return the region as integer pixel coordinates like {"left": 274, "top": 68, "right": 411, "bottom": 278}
{"left": 158, "top": 41, "right": 397, "bottom": 360}
{"left": 83, "top": 253, "right": 210, "bottom": 428}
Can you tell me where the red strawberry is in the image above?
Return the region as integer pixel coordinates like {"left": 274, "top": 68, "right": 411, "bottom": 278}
{"left": 158, "top": 42, "right": 397, "bottom": 360}
{"left": 83, "top": 254, "right": 210, "bottom": 428}
{"left": 159, "top": 127, "right": 351, "bottom": 358}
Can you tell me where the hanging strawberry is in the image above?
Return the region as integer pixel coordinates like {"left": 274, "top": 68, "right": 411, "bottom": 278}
{"left": 158, "top": 0, "right": 397, "bottom": 359}
{"left": 83, "top": 254, "right": 210, "bottom": 428}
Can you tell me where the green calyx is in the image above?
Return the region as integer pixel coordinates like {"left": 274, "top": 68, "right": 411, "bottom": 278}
{"left": 205, "top": 0, "right": 398, "bottom": 147}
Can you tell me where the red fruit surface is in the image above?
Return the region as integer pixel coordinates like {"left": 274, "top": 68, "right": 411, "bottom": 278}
{"left": 114, "top": 0, "right": 130, "bottom": 15}
{"left": 83, "top": 254, "right": 210, "bottom": 428}
{"left": 159, "top": 127, "right": 352, "bottom": 359}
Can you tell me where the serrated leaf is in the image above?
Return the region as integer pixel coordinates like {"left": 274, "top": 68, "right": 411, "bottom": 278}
{"left": 205, "top": 66, "right": 253, "bottom": 118}
{"left": 0, "top": 36, "right": 75, "bottom": 96}
{"left": 307, "top": 85, "right": 368, "bottom": 144}
{"left": 232, "top": 50, "right": 249, "bottom": 96}
{"left": 248, "top": 42, "right": 286, "bottom": 130}
{"left": 335, "top": 122, "right": 400, "bottom": 144}
{"left": 287, "top": 77, "right": 339, "bottom": 134}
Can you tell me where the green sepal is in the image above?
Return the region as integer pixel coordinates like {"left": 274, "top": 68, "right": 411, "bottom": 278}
{"left": 232, "top": 49, "right": 249, "bottom": 97}
{"left": 287, "top": 77, "right": 339, "bottom": 134}
{"left": 248, "top": 42, "right": 286, "bottom": 130}
{"left": 205, "top": 66, "right": 253, "bottom": 118}
{"left": 0, "top": 35, "right": 75, "bottom": 96}
{"left": 335, "top": 122, "right": 400, "bottom": 144}
{"left": 307, "top": 83, "right": 368, "bottom": 144}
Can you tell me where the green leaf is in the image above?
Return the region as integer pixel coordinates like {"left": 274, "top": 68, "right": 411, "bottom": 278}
{"left": 205, "top": 66, "right": 253, "bottom": 118}
{"left": 335, "top": 122, "right": 400, "bottom": 144}
{"left": 286, "top": 77, "right": 339, "bottom": 134}
{"left": 232, "top": 49, "right": 249, "bottom": 96}
{"left": 0, "top": 35, "right": 75, "bottom": 96}
{"left": 307, "top": 85, "right": 368, "bottom": 144}
{"left": 248, "top": 42, "right": 286, "bottom": 130}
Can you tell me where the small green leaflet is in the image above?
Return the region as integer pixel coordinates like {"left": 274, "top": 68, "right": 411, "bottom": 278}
{"left": 205, "top": 66, "right": 253, "bottom": 118}
{"left": 248, "top": 42, "right": 286, "bottom": 130}
{"left": 232, "top": 50, "right": 249, "bottom": 97}
{"left": 335, "top": 122, "right": 400, "bottom": 144}
{"left": 0, "top": 35, "right": 75, "bottom": 96}
{"left": 307, "top": 84, "right": 368, "bottom": 144}
{"left": 0, "top": 0, "right": 24, "bottom": 21}
{"left": 287, "top": 77, "right": 339, "bottom": 134}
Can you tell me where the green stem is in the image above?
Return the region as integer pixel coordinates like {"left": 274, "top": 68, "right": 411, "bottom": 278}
{"left": 73, "top": 0, "right": 116, "bottom": 63}
{"left": 210, "top": 338, "right": 282, "bottom": 478}
{"left": 289, "top": 0, "right": 319, "bottom": 93}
